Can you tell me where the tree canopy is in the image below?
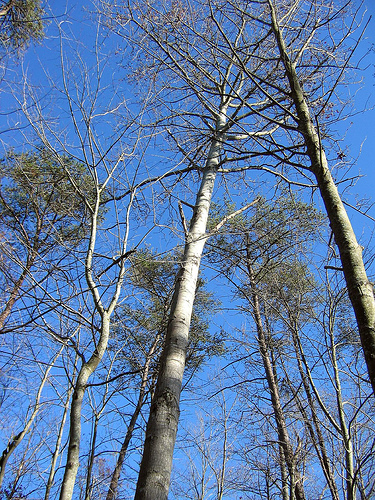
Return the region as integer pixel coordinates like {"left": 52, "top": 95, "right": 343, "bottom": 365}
{"left": 0, "top": 0, "right": 45, "bottom": 52}
{"left": 0, "top": 1, "right": 374, "bottom": 499}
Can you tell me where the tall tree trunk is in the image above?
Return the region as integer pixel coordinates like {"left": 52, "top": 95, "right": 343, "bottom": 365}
{"left": 268, "top": 0, "right": 375, "bottom": 396}
{"left": 59, "top": 188, "right": 131, "bottom": 500}
{"left": 134, "top": 104, "right": 228, "bottom": 500}
{"left": 246, "top": 241, "right": 306, "bottom": 500}
{"left": 279, "top": 447, "right": 290, "bottom": 500}
{"left": 106, "top": 332, "right": 161, "bottom": 500}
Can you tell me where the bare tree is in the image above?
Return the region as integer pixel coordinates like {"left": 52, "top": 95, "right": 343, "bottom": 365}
{"left": 8, "top": 18, "right": 151, "bottom": 499}
{"left": 0, "top": 1, "right": 372, "bottom": 498}
{"left": 206, "top": 191, "right": 374, "bottom": 498}
{"left": 265, "top": 0, "right": 375, "bottom": 397}
{"left": 0, "top": 345, "right": 64, "bottom": 490}
{"left": 100, "top": 2, "right": 282, "bottom": 496}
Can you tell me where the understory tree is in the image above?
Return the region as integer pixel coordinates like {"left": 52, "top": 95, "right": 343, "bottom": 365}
{"left": 0, "top": 147, "right": 93, "bottom": 331}
{"left": 205, "top": 193, "right": 374, "bottom": 499}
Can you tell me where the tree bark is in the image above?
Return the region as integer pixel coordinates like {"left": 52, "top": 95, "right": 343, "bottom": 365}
{"left": 268, "top": 0, "right": 375, "bottom": 396}
{"left": 134, "top": 105, "right": 228, "bottom": 500}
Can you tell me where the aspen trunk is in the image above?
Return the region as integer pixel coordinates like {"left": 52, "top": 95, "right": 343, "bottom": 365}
{"left": 268, "top": 0, "right": 375, "bottom": 396}
{"left": 134, "top": 105, "right": 228, "bottom": 500}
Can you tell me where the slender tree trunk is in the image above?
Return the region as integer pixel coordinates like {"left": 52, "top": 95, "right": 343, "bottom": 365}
{"left": 0, "top": 349, "right": 60, "bottom": 488}
{"left": 268, "top": 0, "right": 375, "bottom": 396}
{"left": 327, "top": 319, "right": 356, "bottom": 499}
{"left": 134, "top": 104, "right": 228, "bottom": 500}
{"left": 246, "top": 241, "right": 306, "bottom": 500}
{"left": 106, "top": 332, "right": 161, "bottom": 500}
{"left": 44, "top": 377, "right": 74, "bottom": 500}
{"left": 290, "top": 324, "right": 340, "bottom": 500}
{"left": 279, "top": 447, "right": 290, "bottom": 500}
{"left": 85, "top": 413, "right": 100, "bottom": 500}
{"left": 287, "top": 318, "right": 358, "bottom": 499}
{"left": 59, "top": 315, "right": 110, "bottom": 500}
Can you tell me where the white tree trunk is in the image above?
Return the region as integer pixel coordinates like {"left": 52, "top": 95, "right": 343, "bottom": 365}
{"left": 134, "top": 105, "right": 228, "bottom": 500}
{"left": 59, "top": 316, "right": 110, "bottom": 500}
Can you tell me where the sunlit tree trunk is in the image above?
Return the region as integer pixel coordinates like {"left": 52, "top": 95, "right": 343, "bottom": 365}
{"left": 60, "top": 192, "right": 134, "bottom": 500}
{"left": 59, "top": 316, "right": 110, "bottom": 500}
{"left": 134, "top": 104, "right": 228, "bottom": 500}
{"left": 327, "top": 308, "right": 356, "bottom": 499}
{"left": 268, "top": 0, "right": 375, "bottom": 396}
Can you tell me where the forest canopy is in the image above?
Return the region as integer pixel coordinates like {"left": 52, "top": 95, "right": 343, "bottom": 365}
{"left": 0, "top": 1, "right": 374, "bottom": 499}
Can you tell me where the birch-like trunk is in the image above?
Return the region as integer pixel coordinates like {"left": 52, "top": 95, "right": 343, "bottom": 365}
{"left": 59, "top": 186, "right": 132, "bottom": 499}
{"left": 59, "top": 316, "right": 110, "bottom": 500}
{"left": 268, "top": 0, "right": 375, "bottom": 396}
{"left": 134, "top": 105, "right": 228, "bottom": 500}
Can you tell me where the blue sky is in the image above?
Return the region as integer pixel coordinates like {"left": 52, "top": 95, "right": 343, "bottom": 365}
{"left": 0, "top": 2, "right": 374, "bottom": 497}
{"left": 10, "top": 0, "right": 375, "bottom": 233}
